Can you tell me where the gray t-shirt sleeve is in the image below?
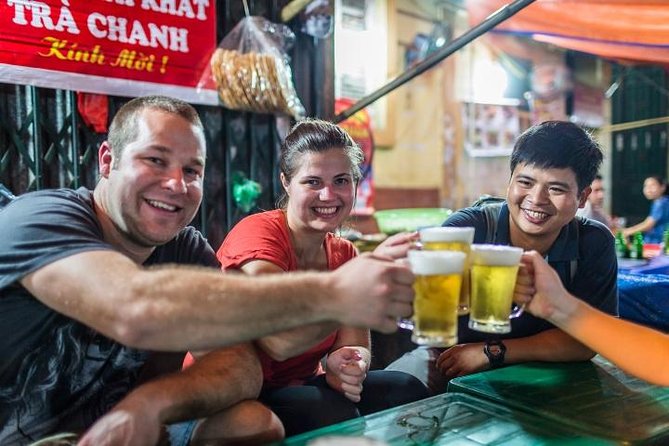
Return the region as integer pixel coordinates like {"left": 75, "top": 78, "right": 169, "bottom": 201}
{"left": 148, "top": 225, "right": 220, "bottom": 269}
{"left": 0, "top": 188, "right": 113, "bottom": 290}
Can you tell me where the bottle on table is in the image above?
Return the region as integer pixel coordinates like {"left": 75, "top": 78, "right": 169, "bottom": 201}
{"left": 614, "top": 231, "right": 629, "bottom": 259}
{"left": 629, "top": 232, "right": 644, "bottom": 260}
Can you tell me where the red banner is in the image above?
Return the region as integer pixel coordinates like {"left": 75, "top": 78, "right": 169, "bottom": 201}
{"left": 335, "top": 98, "right": 375, "bottom": 216}
{"left": 0, "top": 0, "right": 218, "bottom": 104}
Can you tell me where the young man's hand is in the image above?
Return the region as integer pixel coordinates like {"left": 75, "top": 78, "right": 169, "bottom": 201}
{"left": 436, "top": 343, "right": 488, "bottom": 379}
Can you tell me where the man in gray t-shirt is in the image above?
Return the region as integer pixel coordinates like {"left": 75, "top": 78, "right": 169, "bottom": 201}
{"left": 0, "top": 96, "right": 415, "bottom": 445}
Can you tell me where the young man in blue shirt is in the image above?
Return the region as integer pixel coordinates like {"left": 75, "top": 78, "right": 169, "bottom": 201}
{"left": 388, "top": 121, "right": 618, "bottom": 393}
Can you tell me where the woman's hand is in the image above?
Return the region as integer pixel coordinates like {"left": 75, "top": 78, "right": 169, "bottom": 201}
{"left": 372, "top": 232, "right": 419, "bottom": 260}
{"left": 514, "top": 251, "right": 575, "bottom": 322}
{"left": 325, "top": 346, "right": 369, "bottom": 402}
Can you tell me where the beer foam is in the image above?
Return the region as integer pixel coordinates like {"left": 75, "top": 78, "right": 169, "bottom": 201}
{"left": 407, "top": 250, "right": 466, "bottom": 275}
{"left": 419, "top": 226, "right": 475, "bottom": 243}
{"left": 471, "top": 244, "right": 523, "bottom": 266}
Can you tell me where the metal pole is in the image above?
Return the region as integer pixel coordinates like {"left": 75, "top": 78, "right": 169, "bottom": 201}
{"left": 29, "top": 85, "right": 42, "bottom": 190}
{"left": 68, "top": 90, "right": 80, "bottom": 189}
{"left": 334, "top": 0, "right": 536, "bottom": 123}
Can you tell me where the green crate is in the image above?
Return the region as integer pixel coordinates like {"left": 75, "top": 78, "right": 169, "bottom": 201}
{"left": 280, "top": 392, "right": 613, "bottom": 445}
{"left": 447, "top": 356, "right": 669, "bottom": 444}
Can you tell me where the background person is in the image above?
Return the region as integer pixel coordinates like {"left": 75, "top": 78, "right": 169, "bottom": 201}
{"left": 387, "top": 121, "right": 618, "bottom": 393}
{"left": 210, "top": 119, "right": 428, "bottom": 436}
{"left": 577, "top": 174, "right": 612, "bottom": 229}
{"left": 515, "top": 251, "right": 669, "bottom": 386}
{"left": 622, "top": 175, "right": 669, "bottom": 243}
{"left": 0, "top": 97, "right": 415, "bottom": 445}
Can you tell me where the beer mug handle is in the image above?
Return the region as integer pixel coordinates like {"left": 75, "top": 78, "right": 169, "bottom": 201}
{"left": 509, "top": 303, "right": 524, "bottom": 319}
{"left": 397, "top": 318, "right": 414, "bottom": 330}
{"left": 394, "top": 257, "right": 415, "bottom": 330}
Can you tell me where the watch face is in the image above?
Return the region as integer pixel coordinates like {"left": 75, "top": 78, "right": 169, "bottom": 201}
{"left": 488, "top": 345, "right": 502, "bottom": 356}
{"left": 485, "top": 341, "right": 506, "bottom": 367}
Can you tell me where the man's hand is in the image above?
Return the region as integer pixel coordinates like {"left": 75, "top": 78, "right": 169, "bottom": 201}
{"left": 327, "top": 254, "right": 414, "bottom": 333}
{"left": 373, "top": 232, "right": 419, "bottom": 260}
{"left": 435, "top": 343, "right": 488, "bottom": 379}
{"left": 78, "top": 406, "right": 161, "bottom": 446}
{"left": 325, "top": 347, "right": 369, "bottom": 402}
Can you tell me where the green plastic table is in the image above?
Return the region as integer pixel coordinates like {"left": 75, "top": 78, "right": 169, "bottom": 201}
{"left": 447, "top": 356, "right": 669, "bottom": 444}
{"left": 280, "top": 392, "right": 614, "bottom": 445}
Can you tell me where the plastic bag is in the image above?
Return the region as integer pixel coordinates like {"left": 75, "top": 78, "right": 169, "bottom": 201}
{"left": 201, "top": 16, "right": 305, "bottom": 118}
{"left": 232, "top": 171, "right": 262, "bottom": 212}
{"left": 76, "top": 92, "right": 108, "bottom": 133}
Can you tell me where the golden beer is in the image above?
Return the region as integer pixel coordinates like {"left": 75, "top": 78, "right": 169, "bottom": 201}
{"left": 468, "top": 245, "right": 523, "bottom": 334}
{"left": 407, "top": 250, "right": 466, "bottom": 347}
{"left": 419, "top": 227, "right": 475, "bottom": 315}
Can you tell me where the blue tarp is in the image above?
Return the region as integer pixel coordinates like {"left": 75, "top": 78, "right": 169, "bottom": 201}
{"left": 618, "top": 272, "right": 669, "bottom": 332}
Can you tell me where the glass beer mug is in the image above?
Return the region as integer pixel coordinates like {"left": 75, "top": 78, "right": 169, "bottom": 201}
{"left": 403, "top": 250, "right": 466, "bottom": 347}
{"left": 418, "top": 227, "right": 475, "bottom": 315}
{"left": 468, "top": 244, "right": 524, "bottom": 334}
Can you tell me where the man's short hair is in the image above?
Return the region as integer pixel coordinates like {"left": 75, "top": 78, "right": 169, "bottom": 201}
{"left": 510, "top": 121, "right": 603, "bottom": 192}
{"left": 108, "top": 95, "right": 203, "bottom": 167}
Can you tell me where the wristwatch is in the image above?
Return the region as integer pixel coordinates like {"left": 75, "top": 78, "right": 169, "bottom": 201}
{"left": 484, "top": 339, "right": 506, "bottom": 368}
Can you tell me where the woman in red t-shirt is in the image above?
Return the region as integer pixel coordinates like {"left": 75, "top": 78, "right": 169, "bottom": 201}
{"left": 213, "top": 119, "right": 428, "bottom": 436}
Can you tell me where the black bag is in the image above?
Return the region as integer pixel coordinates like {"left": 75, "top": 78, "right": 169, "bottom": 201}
{"left": 471, "top": 195, "right": 505, "bottom": 244}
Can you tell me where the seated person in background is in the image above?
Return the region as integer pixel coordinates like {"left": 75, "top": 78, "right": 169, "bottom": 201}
{"left": 622, "top": 175, "right": 669, "bottom": 243}
{"left": 212, "top": 119, "right": 429, "bottom": 436}
{"left": 0, "top": 97, "right": 416, "bottom": 445}
{"left": 387, "top": 120, "right": 618, "bottom": 393}
{"left": 515, "top": 251, "right": 669, "bottom": 386}
{"left": 577, "top": 174, "right": 612, "bottom": 229}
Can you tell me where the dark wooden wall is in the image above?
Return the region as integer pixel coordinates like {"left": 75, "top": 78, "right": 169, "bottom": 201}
{"left": 610, "top": 65, "right": 668, "bottom": 226}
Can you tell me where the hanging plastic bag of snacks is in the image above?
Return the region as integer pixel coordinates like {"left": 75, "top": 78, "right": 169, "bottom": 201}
{"left": 200, "top": 15, "right": 305, "bottom": 119}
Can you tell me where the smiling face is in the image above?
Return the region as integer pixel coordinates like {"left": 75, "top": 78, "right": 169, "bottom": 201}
{"left": 281, "top": 148, "right": 356, "bottom": 235}
{"left": 506, "top": 163, "right": 588, "bottom": 251}
{"left": 99, "top": 108, "right": 206, "bottom": 249}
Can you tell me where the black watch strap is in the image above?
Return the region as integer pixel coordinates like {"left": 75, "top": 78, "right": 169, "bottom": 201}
{"left": 484, "top": 339, "right": 507, "bottom": 368}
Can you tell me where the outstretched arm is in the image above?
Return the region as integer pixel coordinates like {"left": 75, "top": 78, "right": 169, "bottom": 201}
{"left": 21, "top": 251, "right": 414, "bottom": 352}
{"left": 515, "top": 251, "right": 669, "bottom": 386}
{"left": 622, "top": 216, "right": 655, "bottom": 238}
{"left": 238, "top": 259, "right": 341, "bottom": 361}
